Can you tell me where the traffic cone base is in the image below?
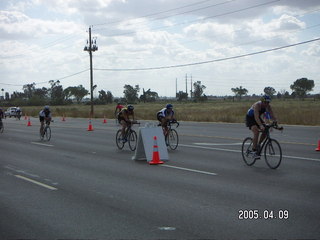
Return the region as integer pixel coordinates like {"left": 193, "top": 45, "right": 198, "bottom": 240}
{"left": 316, "top": 140, "right": 320, "bottom": 151}
{"left": 149, "top": 136, "right": 164, "bottom": 165}
{"left": 87, "top": 119, "right": 94, "bottom": 131}
{"left": 27, "top": 117, "right": 32, "bottom": 126}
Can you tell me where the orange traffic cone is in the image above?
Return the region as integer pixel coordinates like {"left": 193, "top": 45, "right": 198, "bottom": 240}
{"left": 87, "top": 119, "right": 94, "bottom": 131}
{"left": 24, "top": 114, "right": 27, "bottom": 120}
{"left": 103, "top": 116, "right": 107, "bottom": 124}
{"left": 27, "top": 117, "right": 32, "bottom": 126}
{"left": 61, "top": 115, "right": 66, "bottom": 122}
{"left": 316, "top": 140, "right": 320, "bottom": 151}
{"left": 149, "top": 136, "right": 164, "bottom": 165}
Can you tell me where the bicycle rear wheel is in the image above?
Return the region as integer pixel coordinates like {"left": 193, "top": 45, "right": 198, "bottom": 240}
{"left": 241, "top": 137, "right": 257, "bottom": 166}
{"left": 264, "top": 139, "right": 282, "bottom": 169}
{"left": 128, "top": 130, "right": 137, "bottom": 151}
{"left": 45, "top": 126, "right": 51, "bottom": 141}
{"left": 166, "top": 129, "right": 179, "bottom": 150}
{"left": 116, "top": 129, "right": 124, "bottom": 150}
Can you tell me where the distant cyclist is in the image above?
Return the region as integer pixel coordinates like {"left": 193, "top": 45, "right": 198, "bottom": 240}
{"left": 117, "top": 105, "right": 135, "bottom": 142}
{"left": 0, "top": 107, "right": 4, "bottom": 129}
{"left": 39, "top": 106, "right": 52, "bottom": 136}
{"left": 114, "top": 103, "right": 124, "bottom": 117}
{"left": 16, "top": 106, "right": 22, "bottom": 119}
{"left": 245, "top": 95, "right": 277, "bottom": 157}
{"left": 0, "top": 107, "right": 3, "bottom": 119}
{"left": 157, "top": 104, "right": 176, "bottom": 135}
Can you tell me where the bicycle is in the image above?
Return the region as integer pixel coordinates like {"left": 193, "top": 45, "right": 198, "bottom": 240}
{"left": 40, "top": 120, "right": 53, "bottom": 141}
{"left": 161, "top": 120, "right": 179, "bottom": 150}
{"left": 0, "top": 119, "right": 4, "bottom": 133}
{"left": 242, "top": 121, "right": 284, "bottom": 169}
{"left": 116, "top": 121, "right": 140, "bottom": 151}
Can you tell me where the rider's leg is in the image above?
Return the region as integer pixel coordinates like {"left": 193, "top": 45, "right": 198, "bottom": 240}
{"left": 161, "top": 118, "right": 168, "bottom": 135}
{"left": 40, "top": 121, "right": 44, "bottom": 135}
{"left": 120, "top": 120, "right": 127, "bottom": 139}
{"left": 251, "top": 125, "right": 260, "bottom": 151}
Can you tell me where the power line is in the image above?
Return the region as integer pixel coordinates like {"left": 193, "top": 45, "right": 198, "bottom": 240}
{"left": 93, "top": 0, "right": 235, "bottom": 32}
{"left": 94, "top": 37, "right": 320, "bottom": 71}
{"left": 94, "top": 0, "right": 279, "bottom": 37}
{"left": 93, "top": 0, "right": 218, "bottom": 27}
{"left": 0, "top": 69, "right": 89, "bottom": 87}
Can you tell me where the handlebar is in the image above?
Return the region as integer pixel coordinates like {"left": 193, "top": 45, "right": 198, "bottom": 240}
{"left": 263, "top": 121, "right": 283, "bottom": 131}
{"left": 168, "top": 120, "right": 179, "bottom": 128}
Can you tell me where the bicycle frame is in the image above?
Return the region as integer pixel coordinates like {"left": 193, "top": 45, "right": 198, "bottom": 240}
{"left": 257, "top": 122, "right": 283, "bottom": 155}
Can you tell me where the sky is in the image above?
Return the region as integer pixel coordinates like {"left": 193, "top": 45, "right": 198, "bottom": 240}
{"left": 0, "top": 0, "right": 320, "bottom": 98}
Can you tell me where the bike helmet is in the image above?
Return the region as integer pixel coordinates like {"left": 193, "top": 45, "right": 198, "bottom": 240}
{"left": 261, "top": 95, "right": 271, "bottom": 103}
{"left": 166, "top": 104, "right": 173, "bottom": 109}
{"left": 44, "top": 105, "right": 50, "bottom": 110}
{"left": 127, "top": 105, "right": 134, "bottom": 111}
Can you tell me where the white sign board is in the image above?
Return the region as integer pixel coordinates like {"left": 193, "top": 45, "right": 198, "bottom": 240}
{"left": 132, "top": 126, "right": 169, "bottom": 162}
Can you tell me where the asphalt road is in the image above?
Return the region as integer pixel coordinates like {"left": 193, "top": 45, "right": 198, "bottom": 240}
{"left": 0, "top": 116, "right": 319, "bottom": 239}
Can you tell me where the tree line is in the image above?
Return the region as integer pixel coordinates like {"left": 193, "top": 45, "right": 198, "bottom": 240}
{"left": 0, "top": 77, "right": 317, "bottom": 106}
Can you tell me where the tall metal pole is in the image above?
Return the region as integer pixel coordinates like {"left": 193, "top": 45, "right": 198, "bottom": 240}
{"left": 89, "top": 26, "right": 94, "bottom": 118}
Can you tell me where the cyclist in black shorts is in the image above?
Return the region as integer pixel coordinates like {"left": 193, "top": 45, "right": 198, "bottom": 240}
{"left": 117, "top": 105, "right": 135, "bottom": 142}
{"left": 245, "top": 95, "right": 277, "bottom": 156}
{"left": 39, "top": 106, "right": 52, "bottom": 136}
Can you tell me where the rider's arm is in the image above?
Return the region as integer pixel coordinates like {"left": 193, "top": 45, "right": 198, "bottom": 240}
{"left": 253, "top": 103, "right": 263, "bottom": 128}
{"left": 267, "top": 105, "right": 277, "bottom": 122}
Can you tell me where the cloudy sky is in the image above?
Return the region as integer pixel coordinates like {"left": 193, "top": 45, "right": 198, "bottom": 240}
{"left": 1, "top": 0, "right": 320, "bottom": 98}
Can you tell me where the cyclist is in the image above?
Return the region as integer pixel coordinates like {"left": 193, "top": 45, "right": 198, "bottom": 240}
{"left": 114, "top": 102, "right": 124, "bottom": 117}
{"left": 157, "top": 104, "right": 176, "bottom": 136}
{"left": 245, "top": 95, "right": 277, "bottom": 157}
{"left": 0, "top": 107, "right": 4, "bottom": 129}
{"left": 117, "top": 105, "right": 135, "bottom": 142}
{"left": 16, "top": 106, "right": 22, "bottom": 119}
{"left": 39, "top": 105, "right": 52, "bottom": 136}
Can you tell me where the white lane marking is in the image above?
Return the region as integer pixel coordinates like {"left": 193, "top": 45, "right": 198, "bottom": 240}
{"left": 180, "top": 144, "right": 240, "bottom": 153}
{"left": 161, "top": 165, "right": 217, "bottom": 176}
{"left": 158, "top": 227, "right": 176, "bottom": 231}
{"left": 194, "top": 142, "right": 242, "bottom": 146}
{"left": 15, "top": 175, "right": 58, "bottom": 191}
{"left": 31, "top": 142, "right": 54, "bottom": 147}
{"left": 180, "top": 144, "right": 320, "bottom": 163}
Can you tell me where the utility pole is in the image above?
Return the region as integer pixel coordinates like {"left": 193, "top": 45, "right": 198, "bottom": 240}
{"left": 185, "top": 74, "right": 188, "bottom": 97}
{"left": 175, "top": 78, "right": 177, "bottom": 98}
{"left": 190, "top": 74, "right": 193, "bottom": 99}
{"left": 84, "top": 26, "right": 98, "bottom": 118}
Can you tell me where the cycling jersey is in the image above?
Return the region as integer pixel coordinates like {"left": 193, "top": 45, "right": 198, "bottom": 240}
{"left": 117, "top": 108, "right": 134, "bottom": 122}
{"left": 157, "top": 108, "right": 174, "bottom": 118}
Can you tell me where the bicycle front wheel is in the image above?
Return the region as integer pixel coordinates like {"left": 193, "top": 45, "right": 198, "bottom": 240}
{"left": 264, "top": 139, "right": 282, "bottom": 169}
{"left": 128, "top": 130, "right": 138, "bottom": 151}
{"left": 116, "top": 129, "right": 124, "bottom": 150}
{"left": 166, "top": 129, "right": 179, "bottom": 150}
{"left": 241, "top": 137, "right": 256, "bottom": 166}
{"left": 45, "top": 126, "right": 51, "bottom": 141}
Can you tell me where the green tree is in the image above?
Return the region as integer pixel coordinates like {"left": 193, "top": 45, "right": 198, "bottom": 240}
{"left": 98, "top": 90, "right": 113, "bottom": 104}
{"left": 193, "top": 81, "right": 207, "bottom": 102}
{"left": 290, "top": 78, "right": 315, "bottom": 98}
{"left": 264, "top": 86, "right": 276, "bottom": 97}
{"left": 176, "top": 91, "right": 188, "bottom": 102}
{"left": 231, "top": 86, "right": 248, "bottom": 99}
{"left": 64, "top": 85, "right": 89, "bottom": 104}
{"left": 49, "top": 80, "right": 65, "bottom": 105}
{"left": 140, "top": 88, "right": 159, "bottom": 102}
{"left": 23, "top": 83, "right": 36, "bottom": 99}
{"left": 123, "top": 84, "right": 140, "bottom": 103}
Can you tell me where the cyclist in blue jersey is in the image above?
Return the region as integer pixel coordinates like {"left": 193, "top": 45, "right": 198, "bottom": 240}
{"left": 245, "top": 95, "right": 277, "bottom": 156}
